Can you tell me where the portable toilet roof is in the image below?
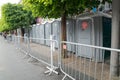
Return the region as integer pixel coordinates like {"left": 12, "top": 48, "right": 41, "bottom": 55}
{"left": 76, "top": 12, "right": 111, "bottom": 19}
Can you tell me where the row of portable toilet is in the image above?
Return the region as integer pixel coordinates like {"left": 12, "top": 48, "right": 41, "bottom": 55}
{"left": 29, "top": 21, "right": 61, "bottom": 48}
{"left": 29, "top": 18, "right": 93, "bottom": 58}
{"left": 29, "top": 19, "right": 75, "bottom": 49}
{"left": 29, "top": 16, "right": 111, "bottom": 62}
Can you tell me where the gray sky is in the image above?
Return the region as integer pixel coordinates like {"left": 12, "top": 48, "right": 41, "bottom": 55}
{"left": 0, "top": 0, "right": 20, "bottom": 7}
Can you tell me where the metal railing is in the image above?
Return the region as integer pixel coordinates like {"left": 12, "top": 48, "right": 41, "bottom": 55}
{"left": 13, "top": 36, "right": 29, "bottom": 54}
{"left": 60, "top": 41, "right": 120, "bottom": 80}
{"left": 11, "top": 35, "right": 59, "bottom": 75}
{"left": 7, "top": 35, "right": 120, "bottom": 80}
{"left": 29, "top": 37, "right": 59, "bottom": 67}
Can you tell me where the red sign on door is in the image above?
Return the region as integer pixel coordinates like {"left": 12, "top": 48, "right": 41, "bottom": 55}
{"left": 82, "top": 21, "right": 88, "bottom": 30}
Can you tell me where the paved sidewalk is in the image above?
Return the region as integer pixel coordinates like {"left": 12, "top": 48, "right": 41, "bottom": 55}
{"left": 0, "top": 36, "right": 63, "bottom": 80}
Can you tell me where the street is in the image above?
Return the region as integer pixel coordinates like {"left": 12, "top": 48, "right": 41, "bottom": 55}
{"left": 0, "top": 36, "right": 63, "bottom": 80}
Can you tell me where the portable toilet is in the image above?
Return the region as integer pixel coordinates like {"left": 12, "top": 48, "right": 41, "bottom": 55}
{"left": 44, "top": 22, "right": 52, "bottom": 46}
{"left": 32, "top": 25, "right": 36, "bottom": 43}
{"left": 66, "top": 19, "right": 76, "bottom": 52}
{"left": 39, "top": 24, "right": 45, "bottom": 45}
{"left": 93, "top": 16, "right": 111, "bottom": 61}
{"left": 35, "top": 25, "right": 40, "bottom": 43}
{"left": 52, "top": 20, "right": 61, "bottom": 48}
{"left": 75, "top": 13, "right": 111, "bottom": 62}
{"left": 29, "top": 26, "right": 33, "bottom": 38}
{"left": 75, "top": 18, "right": 93, "bottom": 58}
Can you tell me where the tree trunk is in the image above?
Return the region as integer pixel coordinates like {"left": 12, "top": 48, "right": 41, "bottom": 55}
{"left": 110, "top": 0, "right": 120, "bottom": 78}
{"left": 28, "top": 28, "right": 30, "bottom": 38}
{"left": 61, "top": 12, "right": 68, "bottom": 58}
{"left": 21, "top": 28, "right": 25, "bottom": 37}
{"left": 20, "top": 27, "right": 25, "bottom": 42}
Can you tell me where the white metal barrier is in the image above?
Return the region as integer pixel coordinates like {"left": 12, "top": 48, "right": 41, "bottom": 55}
{"left": 29, "top": 36, "right": 59, "bottom": 75}
{"left": 12, "top": 35, "right": 59, "bottom": 75}
{"left": 60, "top": 41, "right": 120, "bottom": 80}
{"left": 13, "top": 36, "right": 29, "bottom": 55}
{"left": 9, "top": 35, "right": 120, "bottom": 80}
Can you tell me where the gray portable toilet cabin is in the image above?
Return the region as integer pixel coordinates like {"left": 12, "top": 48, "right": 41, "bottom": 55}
{"left": 94, "top": 15, "right": 112, "bottom": 61}
{"left": 75, "top": 18, "right": 93, "bottom": 58}
{"left": 66, "top": 19, "right": 76, "bottom": 52}
{"left": 35, "top": 24, "right": 41, "bottom": 43}
{"left": 44, "top": 22, "right": 52, "bottom": 46}
{"left": 23, "top": 27, "right": 30, "bottom": 43}
{"left": 30, "top": 26, "right": 33, "bottom": 40}
{"left": 75, "top": 12, "right": 112, "bottom": 62}
{"left": 39, "top": 24, "right": 45, "bottom": 45}
{"left": 34, "top": 25, "right": 38, "bottom": 43}
{"left": 29, "top": 29, "right": 33, "bottom": 38}
{"left": 51, "top": 20, "right": 61, "bottom": 48}
{"left": 29, "top": 25, "right": 33, "bottom": 38}
{"left": 31, "top": 25, "right": 36, "bottom": 42}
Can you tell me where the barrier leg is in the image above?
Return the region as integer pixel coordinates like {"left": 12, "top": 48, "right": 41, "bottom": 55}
{"left": 44, "top": 35, "right": 58, "bottom": 75}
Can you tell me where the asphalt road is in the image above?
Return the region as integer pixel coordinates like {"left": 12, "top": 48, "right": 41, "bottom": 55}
{"left": 0, "top": 36, "right": 63, "bottom": 80}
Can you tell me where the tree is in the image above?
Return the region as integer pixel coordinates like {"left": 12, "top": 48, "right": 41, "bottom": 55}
{"left": 0, "top": 3, "right": 34, "bottom": 35}
{"left": 110, "top": 0, "right": 120, "bottom": 78}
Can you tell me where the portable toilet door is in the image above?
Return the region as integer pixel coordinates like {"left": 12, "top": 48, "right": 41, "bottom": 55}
{"left": 45, "top": 22, "right": 52, "bottom": 46}
{"left": 35, "top": 25, "right": 38, "bottom": 43}
{"left": 102, "top": 17, "right": 111, "bottom": 59}
{"left": 38, "top": 24, "right": 41, "bottom": 44}
{"left": 29, "top": 26, "right": 33, "bottom": 38}
{"left": 32, "top": 25, "right": 36, "bottom": 42}
{"left": 39, "top": 24, "right": 45, "bottom": 44}
{"left": 36, "top": 25, "right": 40, "bottom": 43}
{"left": 75, "top": 19, "right": 93, "bottom": 58}
{"left": 66, "top": 19, "right": 75, "bottom": 52}
{"left": 93, "top": 16, "right": 112, "bottom": 62}
{"left": 52, "top": 21, "right": 61, "bottom": 48}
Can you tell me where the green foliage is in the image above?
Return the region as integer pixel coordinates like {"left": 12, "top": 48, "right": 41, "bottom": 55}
{"left": 0, "top": 3, "right": 34, "bottom": 32}
{"left": 0, "top": 19, "right": 9, "bottom": 32}
{"left": 22, "top": 0, "right": 101, "bottom": 18}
